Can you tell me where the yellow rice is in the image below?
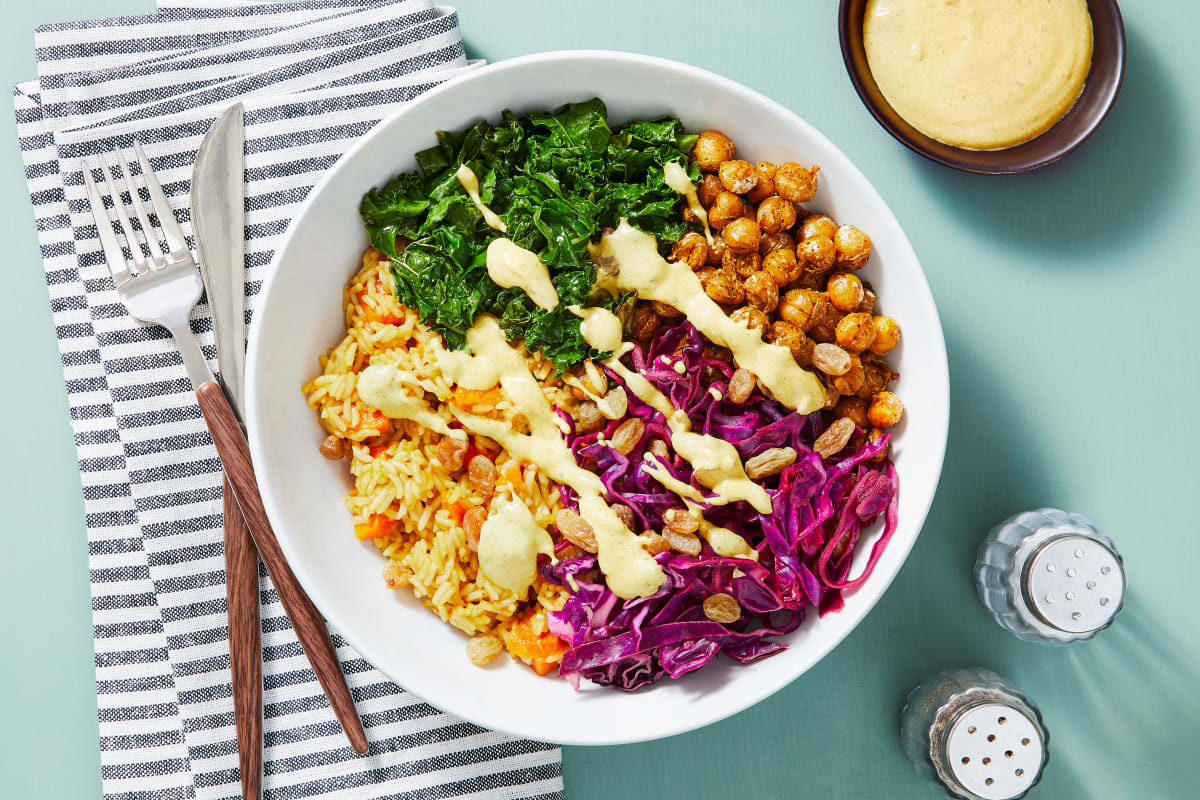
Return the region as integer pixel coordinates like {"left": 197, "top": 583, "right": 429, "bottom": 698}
{"left": 302, "top": 249, "right": 570, "bottom": 663}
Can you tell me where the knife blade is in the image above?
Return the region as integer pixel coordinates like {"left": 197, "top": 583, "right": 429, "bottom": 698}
{"left": 192, "top": 102, "right": 262, "bottom": 800}
{"left": 193, "top": 102, "right": 247, "bottom": 414}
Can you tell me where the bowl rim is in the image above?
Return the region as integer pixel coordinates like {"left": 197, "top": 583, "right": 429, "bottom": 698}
{"left": 838, "top": 0, "right": 1127, "bottom": 175}
{"left": 245, "top": 48, "right": 950, "bottom": 745}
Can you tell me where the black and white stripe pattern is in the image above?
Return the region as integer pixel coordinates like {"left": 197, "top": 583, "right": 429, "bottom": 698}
{"left": 15, "top": 3, "right": 565, "bottom": 798}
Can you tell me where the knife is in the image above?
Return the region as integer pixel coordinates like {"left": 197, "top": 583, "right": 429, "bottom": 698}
{"left": 192, "top": 103, "right": 263, "bottom": 800}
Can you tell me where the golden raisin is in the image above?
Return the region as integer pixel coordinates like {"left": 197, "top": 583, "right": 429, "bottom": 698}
{"left": 629, "top": 302, "right": 661, "bottom": 340}
{"left": 812, "top": 343, "right": 852, "bottom": 376}
{"left": 610, "top": 418, "right": 646, "bottom": 455}
{"left": 665, "top": 508, "right": 701, "bottom": 535}
{"left": 639, "top": 532, "right": 672, "bottom": 556}
{"left": 703, "top": 592, "right": 742, "bottom": 623}
{"left": 727, "top": 368, "right": 755, "bottom": 404}
{"left": 663, "top": 528, "right": 702, "bottom": 555}
{"left": 463, "top": 506, "right": 487, "bottom": 552}
{"left": 813, "top": 417, "right": 856, "bottom": 459}
{"left": 319, "top": 435, "right": 346, "bottom": 461}
{"left": 466, "top": 634, "right": 503, "bottom": 666}
{"left": 833, "top": 396, "right": 870, "bottom": 429}
{"left": 745, "top": 447, "right": 797, "bottom": 479}
{"left": 434, "top": 434, "right": 468, "bottom": 471}
{"left": 554, "top": 508, "right": 598, "bottom": 553}
{"left": 467, "top": 454, "right": 497, "bottom": 493}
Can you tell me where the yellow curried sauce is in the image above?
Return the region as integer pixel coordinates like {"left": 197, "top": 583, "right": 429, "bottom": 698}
{"left": 476, "top": 497, "right": 554, "bottom": 594}
{"left": 662, "top": 161, "right": 714, "bottom": 243}
{"left": 485, "top": 238, "right": 559, "bottom": 311}
{"left": 863, "top": 0, "right": 1093, "bottom": 150}
{"left": 454, "top": 164, "right": 507, "bottom": 231}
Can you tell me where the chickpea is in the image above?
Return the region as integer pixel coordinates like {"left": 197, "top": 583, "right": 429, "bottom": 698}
{"left": 800, "top": 213, "right": 838, "bottom": 240}
{"left": 651, "top": 300, "right": 683, "bottom": 320}
{"left": 759, "top": 229, "right": 795, "bottom": 257}
{"left": 833, "top": 396, "right": 870, "bottom": 429}
{"left": 857, "top": 285, "right": 877, "bottom": 316}
{"left": 699, "top": 267, "right": 745, "bottom": 305}
{"left": 869, "top": 316, "right": 901, "bottom": 354}
{"left": 822, "top": 380, "right": 841, "bottom": 411}
{"left": 836, "top": 312, "right": 876, "bottom": 353}
{"left": 680, "top": 205, "right": 701, "bottom": 226}
{"left": 763, "top": 248, "right": 802, "bottom": 287}
{"left": 834, "top": 224, "right": 872, "bottom": 270}
{"left": 670, "top": 231, "right": 709, "bottom": 270}
{"left": 831, "top": 355, "right": 865, "bottom": 395}
{"left": 779, "top": 288, "right": 827, "bottom": 330}
{"left": 629, "top": 302, "right": 661, "bottom": 341}
{"left": 743, "top": 271, "right": 780, "bottom": 314}
{"left": 718, "top": 159, "right": 758, "bottom": 194}
{"left": 707, "top": 191, "right": 745, "bottom": 229}
{"left": 766, "top": 320, "right": 813, "bottom": 366}
{"left": 775, "top": 162, "right": 819, "bottom": 202}
{"left": 794, "top": 269, "right": 827, "bottom": 291}
{"left": 319, "top": 435, "right": 346, "bottom": 461}
{"left": 722, "top": 216, "right": 761, "bottom": 253}
{"left": 868, "top": 391, "right": 904, "bottom": 428}
{"left": 722, "top": 246, "right": 761, "bottom": 277}
{"left": 797, "top": 234, "right": 836, "bottom": 273}
{"left": 858, "top": 354, "right": 899, "bottom": 399}
{"left": 706, "top": 234, "right": 726, "bottom": 266}
{"left": 697, "top": 173, "right": 723, "bottom": 208}
{"left": 756, "top": 196, "right": 797, "bottom": 234}
{"left": 730, "top": 305, "right": 769, "bottom": 333}
{"left": 740, "top": 202, "right": 758, "bottom": 221}
{"left": 808, "top": 305, "right": 845, "bottom": 344}
{"left": 827, "top": 271, "right": 865, "bottom": 312}
{"left": 692, "top": 130, "right": 734, "bottom": 172}
{"left": 745, "top": 160, "right": 778, "bottom": 203}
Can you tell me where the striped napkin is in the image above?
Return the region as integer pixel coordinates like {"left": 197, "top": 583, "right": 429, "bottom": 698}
{"left": 14, "top": 2, "right": 565, "bottom": 798}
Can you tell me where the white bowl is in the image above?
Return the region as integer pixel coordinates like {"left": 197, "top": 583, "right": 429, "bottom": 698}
{"left": 246, "top": 50, "right": 949, "bottom": 746}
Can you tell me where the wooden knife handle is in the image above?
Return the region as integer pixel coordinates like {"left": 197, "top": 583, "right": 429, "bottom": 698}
{"left": 224, "top": 475, "right": 263, "bottom": 800}
{"left": 197, "top": 381, "right": 369, "bottom": 755}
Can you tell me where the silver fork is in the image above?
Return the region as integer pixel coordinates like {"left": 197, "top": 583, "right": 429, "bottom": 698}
{"left": 80, "top": 144, "right": 368, "bottom": 754}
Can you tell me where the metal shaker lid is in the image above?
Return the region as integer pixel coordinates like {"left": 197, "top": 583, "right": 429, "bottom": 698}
{"left": 1023, "top": 534, "right": 1125, "bottom": 634}
{"left": 944, "top": 702, "right": 1044, "bottom": 799}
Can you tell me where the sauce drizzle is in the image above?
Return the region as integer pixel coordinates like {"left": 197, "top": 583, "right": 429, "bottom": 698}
{"left": 454, "top": 164, "right": 507, "bottom": 231}
{"left": 485, "top": 238, "right": 559, "bottom": 311}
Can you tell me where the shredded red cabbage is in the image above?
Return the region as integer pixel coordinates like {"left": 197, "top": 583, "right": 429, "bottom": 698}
{"left": 543, "top": 320, "right": 899, "bottom": 690}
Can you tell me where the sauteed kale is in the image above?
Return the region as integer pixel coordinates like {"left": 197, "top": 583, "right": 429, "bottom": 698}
{"left": 359, "top": 98, "right": 699, "bottom": 370}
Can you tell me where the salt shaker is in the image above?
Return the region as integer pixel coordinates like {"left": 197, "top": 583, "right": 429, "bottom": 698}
{"left": 901, "top": 667, "right": 1049, "bottom": 800}
{"left": 975, "top": 508, "right": 1125, "bottom": 645}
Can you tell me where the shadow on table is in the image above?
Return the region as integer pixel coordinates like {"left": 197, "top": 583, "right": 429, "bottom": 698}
{"left": 916, "top": 25, "right": 1182, "bottom": 262}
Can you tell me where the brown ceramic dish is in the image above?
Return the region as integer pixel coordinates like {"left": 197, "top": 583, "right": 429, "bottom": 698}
{"left": 839, "top": 0, "right": 1126, "bottom": 174}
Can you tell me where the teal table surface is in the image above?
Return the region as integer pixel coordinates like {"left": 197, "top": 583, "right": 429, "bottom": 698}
{"left": 2, "top": 2, "right": 1197, "bottom": 798}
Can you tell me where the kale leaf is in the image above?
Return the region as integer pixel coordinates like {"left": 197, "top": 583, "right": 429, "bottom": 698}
{"left": 358, "top": 98, "right": 697, "bottom": 370}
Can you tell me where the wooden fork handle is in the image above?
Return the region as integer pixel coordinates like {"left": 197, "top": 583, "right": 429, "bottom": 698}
{"left": 197, "top": 381, "right": 369, "bottom": 755}
{"left": 224, "top": 476, "right": 263, "bottom": 800}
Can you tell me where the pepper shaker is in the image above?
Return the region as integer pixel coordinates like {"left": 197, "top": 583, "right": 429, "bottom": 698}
{"left": 975, "top": 508, "right": 1125, "bottom": 645}
{"left": 901, "top": 667, "right": 1049, "bottom": 800}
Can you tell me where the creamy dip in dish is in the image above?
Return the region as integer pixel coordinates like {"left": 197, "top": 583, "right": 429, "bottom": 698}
{"left": 863, "top": 0, "right": 1093, "bottom": 150}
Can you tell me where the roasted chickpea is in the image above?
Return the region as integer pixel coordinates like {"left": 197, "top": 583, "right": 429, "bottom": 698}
{"left": 766, "top": 320, "right": 813, "bottom": 366}
{"left": 797, "top": 234, "right": 836, "bottom": 273}
{"left": 722, "top": 216, "right": 761, "bottom": 253}
{"left": 833, "top": 396, "right": 870, "bottom": 429}
{"left": 680, "top": 204, "right": 701, "bottom": 225}
{"left": 692, "top": 130, "right": 734, "bottom": 172}
{"left": 858, "top": 354, "right": 899, "bottom": 399}
{"left": 745, "top": 160, "right": 778, "bottom": 203}
{"left": 808, "top": 305, "right": 845, "bottom": 344}
{"left": 826, "top": 271, "right": 865, "bottom": 312}
{"left": 629, "top": 302, "right": 661, "bottom": 341}
{"left": 857, "top": 286, "right": 877, "bottom": 316}
{"left": 756, "top": 196, "right": 797, "bottom": 234}
{"left": 778, "top": 288, "right": 827, "bottom": 331}
{"left": 870, "top": 316, "right": 901, "bottom": 355}
{"left": 319, "top": 435, "right": 346, "bottom": 461}
{"left": 730, "top": 305, "right": 769, "bottom": 333}
{"left": 759, "top": 229, "right": 795, "bottom": 256}
{"left": 707, "top": 191, "right": 744, "bottom": 229}
{"left": 743, "top": 271, "right": 779, "bottom": 314}
{"left": 822, "top": 380, "right": 841, "bottom": 411}
{"left": 763, "top": 248, "right": 802, "bottom": 287}
{"left": 868, "top": 391, "right": 904, "bottom": 428}
{"left": 699, "top": 267, "right": 745, "bottom": 305}
{"left": 740, "top": 202, "right": 758, "bottom": 221}
{"left": 831, "top": 355, "right": 866, "bottom": 395}
{"left": 718, "top": 159, "right": 757, "bottom": 194}
{"left": 706, "top": 234, "right": 727, "bottom": 266}
{"left": 722, "top": 246, "right": 761, "bottom": 277}
{"left": 836, "top": 312, "right": 876, "bottom": 353}
{"left": 834, "top": 224, "right": 872, "bottom": 270}
{"left": 670, "top": 231, "right": 709, "bottom": 271}
{"left": 651, "top": 300, "right": 683, "bottom": 320}
{"left": 800, "top": 214, "right": 838, "bottom": 240}
{"left": 697, "top": 173, "right": 723, "bottom": 208}
{"left": 775, "top": 162, "right": 819, "bottom": 202}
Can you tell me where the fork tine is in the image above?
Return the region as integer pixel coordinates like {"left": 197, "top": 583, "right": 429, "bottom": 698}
{"left": 133, "top": 141, "right": 190, "bottom": 257}
{"left": 81, "top": 161, "right": 132, "bottom": 288}
{"left": 112, "top": 149, "right": 166, "bottom": 264}
{"left": 98, "top": 151, "right": 151, "bottom": 274}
